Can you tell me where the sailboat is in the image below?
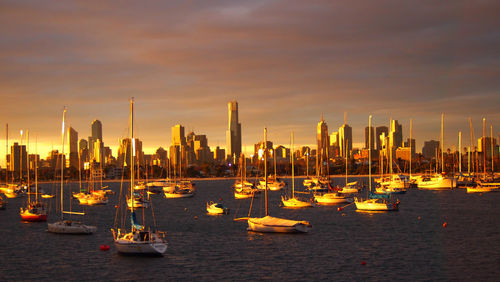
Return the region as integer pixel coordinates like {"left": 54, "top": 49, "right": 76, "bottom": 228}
{"left": 112, "top": 98, "right": 167, "bottom": 255}
{"left": 20, "top": 132, "right": 47, "bottom": 222}
{"left": 126, "top": 149, "right": 151, "bottom": 207}
{"left": 206, "top": 201, "right": 230, "bottom": 214}
{"left": 164, "top": 146, "right": 195, "bottom": 198}
{"left": 47, "top": 108, "right": 97, "bottom": 234}
{"left": 257, "top": 146, "right": 286, "bottom": 191}
{"left": 247, "top": 128, "right": 312, "bottom": 233}
{"left": 0, "top": 125, "right": 26, "bottom": 199}
{"left": 75, "top": 162, "right": 108, "bottom": 206}
{"left": 234, "top": 153, "right": 259, "bottom": 199}
{"left": 314, "top": 122, "right": 352, "bottom": 205}
{"left": 417, "top": 114, "right": 456, "bottom": 189}
{"left": 355, "top": 116, "right": 399, "bottom": 211}
{"left": 282, "top": 132, "right": 312, "bottom": 208}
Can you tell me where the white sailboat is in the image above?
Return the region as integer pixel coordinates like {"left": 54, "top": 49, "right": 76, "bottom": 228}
{"left": 418, "top": 114, "right": 456, "bottom": 190}
{"left": 247, "top": 128, "right": 312, "bottom": 233}
{"left": 282, "top": 132, "right": 312, "bottom": 208}
{"left": 164, "top": 146, "right": 195, "bottom": 198}
{"left": 355, "top": 116, "right": 399, "bottom": 212}
{"left": 112, "top": 98, "right": 167, "bottom": 256}
{"left": 207, "top": 201, "right": 230, "bottom": 215}
{"left": 48, "top": 108, "right": 97, "bottom": 234}
{"left": 314, "top": 124, "right": 351, "bottom": 205}
{"left": 234, "top": 154, "right": 259, "bottom": 199}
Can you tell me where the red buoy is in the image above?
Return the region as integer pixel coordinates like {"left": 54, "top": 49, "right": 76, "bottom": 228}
{"left": 100, "top": 245, "right": 110, "bottom": 251}
{"left": 361, "top": 261, "right": 367, "bottom": 265}
{"left": 337, "top": 207, "right": 343, "bottom": 212}
{"left": 443, "top": 222, "right": 448, "bottom": 228}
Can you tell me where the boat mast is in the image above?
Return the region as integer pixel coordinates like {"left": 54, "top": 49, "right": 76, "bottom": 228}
{"left": 469, "top": 118, "right": 474, "bottom": 178}
{"left": 344, "top": 112, "right": 347, "bottom": 181}
{"left": 441, "top": 113, "right": 444, "bottom": 174}
{"left": 60, "top": 108, "right": 66, "bottom": 220}
{"left": 459, "top": 131, "right": 462, "bottom": 174}
{"left": 410, "top": 119, "right": 412, "bottom": 178}
{"left": 291, "top": 131, "right": 294, "bottom": 199}
{"left": 20, "top": 130, "right": 23, "bottom": 183}
{"left": 274, "top": 145, "right": 277, "bottom": 180}
{"left": 5, "top": 124, "right": 7, "bottom": 185}
{"left": 240, "top": 153, "right": 243, "bottom": 184}
{"left": 26, "top": 131, "right": 30, "bottom": 204}
{"left": 389, "top": 118, "right": 393, "bottom": 175}
{"left": 369, "top": 115, "right": 372, "bottom": 193}
{"left": 130, "top": 98, "right": 135, "bottom": 231}
{"left": 35, "top": 135, "right": 38, "bottom": 203}
{"left": 491, "top": 125, "right": 494, "bottom": 174}
{"left": 264, "top": 128, "right": 268, "bottom": 216}
{"left": 306, "top": 149, "right": 308, "bottom": 178}
{"left": 482, "top": 118, "right": 486, "bottom": 177}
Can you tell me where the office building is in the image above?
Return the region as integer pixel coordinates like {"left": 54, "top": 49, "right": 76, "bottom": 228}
{"left": 226, "top": 101, "right": 242, "bottom": 162}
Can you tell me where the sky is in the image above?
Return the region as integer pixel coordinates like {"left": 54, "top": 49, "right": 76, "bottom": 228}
{"left": 0, "top": 0, "right": 499, "bottom": 165}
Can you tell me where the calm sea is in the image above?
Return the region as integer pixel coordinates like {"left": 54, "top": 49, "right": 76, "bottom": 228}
{"left": 1, "top": 178, "right": 499, "bottom": 281}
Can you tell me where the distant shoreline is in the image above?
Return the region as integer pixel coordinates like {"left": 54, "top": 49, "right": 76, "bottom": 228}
{"left": 31, "top": 173, "right": 428, "bottom": 184}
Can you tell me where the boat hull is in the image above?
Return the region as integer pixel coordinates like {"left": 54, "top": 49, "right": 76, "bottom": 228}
{"left": 355, "top": 200, "right": 398, "bottom": 211}
{"left": 114, "top": 240, "right": 167, "bottom": 256}
{"left": 247, "top": 216, "right": 311, "bottom": 233}
{"left": 314, "top": 193, "right": 350, "bottom": 205}
{"left": 281, "top": 197, "right": 313, "bottom": 208}
{"left": 234, "top": 192, "right": 256, "bottom": 199}
{"left": 207, "top": 203, "right": 229, "bottom": 214}
{"left": 164, "top": 192, "right": 194, "bottom": 198}
{"left": 466, "top": 186, "right": 497, "bottom": 193}
{"left": 21, "top": 212, "right": 47, "bottom": 222}
{"left": 113, "top": 230, "right": 168, "bottom": 256}
{"left": 418, "top": 177, "right": 456, "bottom": 190}
{"left": 47, "top": 221, "right": 97, "bottom": 234}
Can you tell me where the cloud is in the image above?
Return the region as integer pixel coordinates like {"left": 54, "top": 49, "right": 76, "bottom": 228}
{"left": 0, "top": 0, "right": 499, "bottom": 164}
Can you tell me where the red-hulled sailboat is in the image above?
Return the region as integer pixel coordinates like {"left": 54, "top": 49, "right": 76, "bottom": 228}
{"left": 20, "top": 132, "right": 47, "bottom": 222}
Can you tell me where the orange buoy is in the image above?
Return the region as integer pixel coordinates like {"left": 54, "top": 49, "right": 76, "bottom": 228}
{"left": 443, "top": 222, "right": 448, "bottom": 228}
{"left": 194, "top": 216, "right": 198, "bottom": 220}
{"left": 114, "top": 205, "right": 119, "bottom": 208}
{"left": 337, "top": 207, "right": 343, "bottom": 212}
{"left": 100, "top": 245, "right": 110, "bottom": 251}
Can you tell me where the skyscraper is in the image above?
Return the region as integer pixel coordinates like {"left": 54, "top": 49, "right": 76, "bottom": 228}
{"left": 170, "top": 124, "right": 186, "bottom": 168}
{"left": 67, "top": 127, "right": 79, "bottom": 169}
{"left": 8, "top": 142, "right": 27, "bottom": 176}
{"left": 375, "top": 126, "right": 388, "bottom": 151}
{"left": 226, "top": 101, "right": 241, "bottom": 163}
{"left": 118, "top": 138, "right": 143, "bottom": 167}
{"left": 339, "top": 124, "right": 352, "bottom": 158}
{"left": 317, "top": 116, "right": 329, "bottom": 161}
{"left": 422, "top": 140, "right": 440, "bottom": 159}
{"left": 91, "top": 120, "right": 102, "bottom": 141}
{"left": 389, "top": 120, "right": 403, "bottom": 149}
{"left": 79, "top": 139, "right": 89, "bottom": 165}
{"left": 172, "top": 124, "right": 186, "bottom": 146}
{"left": 89, "top": 119, "right": 104, "bottom": 163}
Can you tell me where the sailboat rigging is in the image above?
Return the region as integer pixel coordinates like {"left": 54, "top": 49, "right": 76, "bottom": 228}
{"left": 111, "top": 98, "right": 167, "bottom": 255}
{"left": 47, "top": 107, "right": 97, "bottom": 234}
{"left": 247, "top": 128, "right": 312, "bottom": 233}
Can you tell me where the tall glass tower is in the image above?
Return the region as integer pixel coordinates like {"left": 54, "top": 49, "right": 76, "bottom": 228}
{"left": 226, "top": 101, "right": 241, "bottom": 163}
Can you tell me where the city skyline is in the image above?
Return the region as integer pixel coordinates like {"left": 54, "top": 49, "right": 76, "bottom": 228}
{"left": 0, "top": 1, "right": 499, "bottom": 165}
